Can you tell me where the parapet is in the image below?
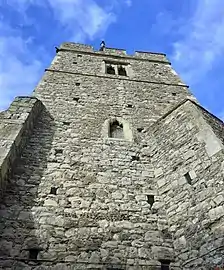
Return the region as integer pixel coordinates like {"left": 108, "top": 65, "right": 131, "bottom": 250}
{"left": 59, "top": 42, "right": 169, "bottom": 63}
{"left": 0, "top": 97, "right": 44, "bottom": 200}
{"left": 60, "top": 42, "right": 94, "bottom": 52}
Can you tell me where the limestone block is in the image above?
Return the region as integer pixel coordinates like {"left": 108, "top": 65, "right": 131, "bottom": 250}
{"left": 89, "top": 251, "right": 100, "bottom": 263}
{"left": 157, "top": 178, "right": 166, "bottom": 187}
{"left": 44, "top": 199, "right": 58, "bottom": 207}
{"left": 189, "top": 170, "right": 197, "bottom": 179}
{"left": 112, "top": 191, "right": 123, "bottom": 200}
{"left": 102, "top": 241, "right": 118, "bottom": 248}
{"left": 208, "top": 206, "right": 224, "bottom": 221}
{"left": 0, "top": 240, "right": 13, "bottom": 255}
{"left": 213, "top": 194, "right": 224, "bottom": 206}
{"left": 197, "top": 127, "right": 224, "bottom": 157}
{"left": 173, "top": 235, "right": 187, "bottom": 249}
{"left": 138, "top": 247, "right": 151, "bottom": 259}
{"left": 154, "top": 168, "right": 163, "bottom": 178}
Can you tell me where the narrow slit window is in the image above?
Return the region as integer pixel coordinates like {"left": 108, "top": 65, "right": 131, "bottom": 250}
{"left": 118, "top": 65, "right": 127, "bottom": 76}
{"left": 160, "top": 260, "right": 171, "bottom": 270}
{"left": 50, "top": 187, "right": 58, "bottom": 195}
{"left": 106, "top": 65, "right": 116, "bottom": 75}
{"left": 55, "top": 149, "right": 63, "bottom": 155}
{"left": 73, "top": 97, "right": 80, "bottom": 102}
{"left": 29, "top": 249, "right": 39, "bottom": 260}
{"left": 147, "top": 195, "right": 154, "bottom": 207}
{"left": 131, "top": 155, "right": 140, "bottom": 161}
{"left": 63, "top": 121, "right": 71, "bottom": 126}
{"left": 137, "top": 127, "right": 144, "bottom": 132}
{"left": 109, "top": 120, "right": 124, "bottom": 138}
{"left": 184, "top": 172, "right": 192, "bottom": 185}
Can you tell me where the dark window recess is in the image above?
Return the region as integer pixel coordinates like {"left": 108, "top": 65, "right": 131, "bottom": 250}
{"left": 55, "top": 149, "right": 63, "bottom": 155}
{"left": 160, "top": 260, "right": 171, "bottom": 270}
{"left": 118, "top": 65, "right": 127, "bottom": 76}
{"left": 172, "top": 92, "right": 177, "bottom": 96}
{"left": 184, "top": 172, "right": 192, "bottom": 185}
{"left": 137, "top": 127, "right": 144, "bottom": 132}
{"left": 63, "top": 121, "right": 71, "bottom": 126}
{"left": 73, "top": 97, "right": 80, "bottom": 102}
{"left": 77, "top": 54, "right": 82, "bottom": 57}
{"left": 109, "top": 120, "right": 124, "bottom": 138}
{"left": 147, "top": 195, "right": 154, "bottom": 207}
{"left": 73, "top": 61, "right": 77, "bottom": 64}
{"left": 127, "top": 104, "right": 133, "bottom": 108}
{"left": 75, "top": 82, "right": 80, "bottom": 86}
{"left": 50, "top": 187, "right": 58, "bottom": 195}
{"left": 106, "top": 65, "right": 116, "bottom": 75}
{"left": 131, "top": 155, "right": 140, "bottom": 161}
{"left": 29, "top": 249, "right": 39, "bottom": 260}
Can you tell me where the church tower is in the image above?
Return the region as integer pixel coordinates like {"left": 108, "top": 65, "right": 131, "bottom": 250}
{"left": 0, "top": 42, "right": 223, "bottom": 269}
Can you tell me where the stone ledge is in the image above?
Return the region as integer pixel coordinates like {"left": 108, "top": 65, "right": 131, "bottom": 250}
{"left": 44, "top": 68, "right": 189, "bottom": 88}
{"left": 0, "top": 96, "right": 44, "bottom": 201}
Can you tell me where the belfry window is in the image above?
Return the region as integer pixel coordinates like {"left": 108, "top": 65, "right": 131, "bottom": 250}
{"left": 104, "top": 61, "right": 129, "bottom": 76}
{"left": 118, "top": 65, "right": 127, "bottom": 76}
{"left": 106, "top": 65, "right": 116, "bottom": 75}
{"left": 109, "top": 120, "right": 124, "bottom": 139}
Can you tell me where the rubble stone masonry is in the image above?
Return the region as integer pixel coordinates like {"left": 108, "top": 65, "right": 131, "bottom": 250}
{"left": 0, "top": 42, "right": 223, "bottom": 269}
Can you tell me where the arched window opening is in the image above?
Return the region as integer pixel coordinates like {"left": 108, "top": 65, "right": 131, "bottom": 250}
{"left": 106, "top": 65, "right": 116, "bottom": 75}
{"left": 109, "top": 120, "right": 124, "bottom": 138}
{"left": 118, "top": 65, "right": 127, "bottom": 76}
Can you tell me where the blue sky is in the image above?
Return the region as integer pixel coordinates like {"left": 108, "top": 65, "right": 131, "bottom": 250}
{"left": 0, "top": 0, "right": 224, "bottom": 120}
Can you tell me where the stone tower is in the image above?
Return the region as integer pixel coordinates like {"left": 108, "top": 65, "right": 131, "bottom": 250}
{"left": 0, "top": 42, "right": 223, "bottom": 270}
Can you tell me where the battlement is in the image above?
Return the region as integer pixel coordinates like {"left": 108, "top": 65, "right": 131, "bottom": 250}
{"left": 59, "top": 42, "right": 169, "bottom": 63}
{"left": 0, "top": 96, "right": 44, "bottom": 200}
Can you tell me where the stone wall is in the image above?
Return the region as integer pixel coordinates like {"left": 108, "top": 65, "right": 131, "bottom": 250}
{"left": 0, "top": 97, "right": 44, "bottom": 201}
{"left": 146, "top": 100, "right": 224, "bottom": 269}
{"left": 0, "top": 43, "right": 223, "bottom": 269}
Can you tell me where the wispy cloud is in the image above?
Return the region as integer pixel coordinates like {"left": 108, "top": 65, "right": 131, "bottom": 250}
{"left": 0, "top": 0, "right": 127, "bottom": 110}
{"left": 46, "top": 0, "right": 117, "bottom": 41}
{"left": 125, "top": 0, "right": 132, "bottom": 7}
{"left": 171, "top": 0, "right": 224, "bottom": 84}
{"left": 0, "top": 22, "right": 43, "bottom": 110}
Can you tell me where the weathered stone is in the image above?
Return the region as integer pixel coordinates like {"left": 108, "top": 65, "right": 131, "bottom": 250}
{"left": 0, "top": 240, "right": 13, "bottom": 255}
{"left": 138, "top": 247, "right": 151, "bottom": 259}
{"left": 154, "top": 168, "right": 163, "bottom": 178}
{"left": 0, "top": 41, "right": 223, "bottom": 269}
{"left": 44, "top": 199, "right": 58, "bottom": 207}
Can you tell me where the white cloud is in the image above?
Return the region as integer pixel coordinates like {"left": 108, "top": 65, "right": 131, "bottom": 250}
{"left": 0, "top": 0, "right": 126, "bottom": 111}
{"left": 46, "top": 0, "right": 116, "bottom": 41}
{"left": 0, "top": 23, "right": 43, "bottom": 110}
{"left": 171, "top": 0, "right": 224, "bottom": 84}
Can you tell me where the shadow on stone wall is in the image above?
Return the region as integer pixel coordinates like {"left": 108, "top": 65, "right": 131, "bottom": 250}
{"left": 0, "top": 108, "right": 55, "bottom": 269}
